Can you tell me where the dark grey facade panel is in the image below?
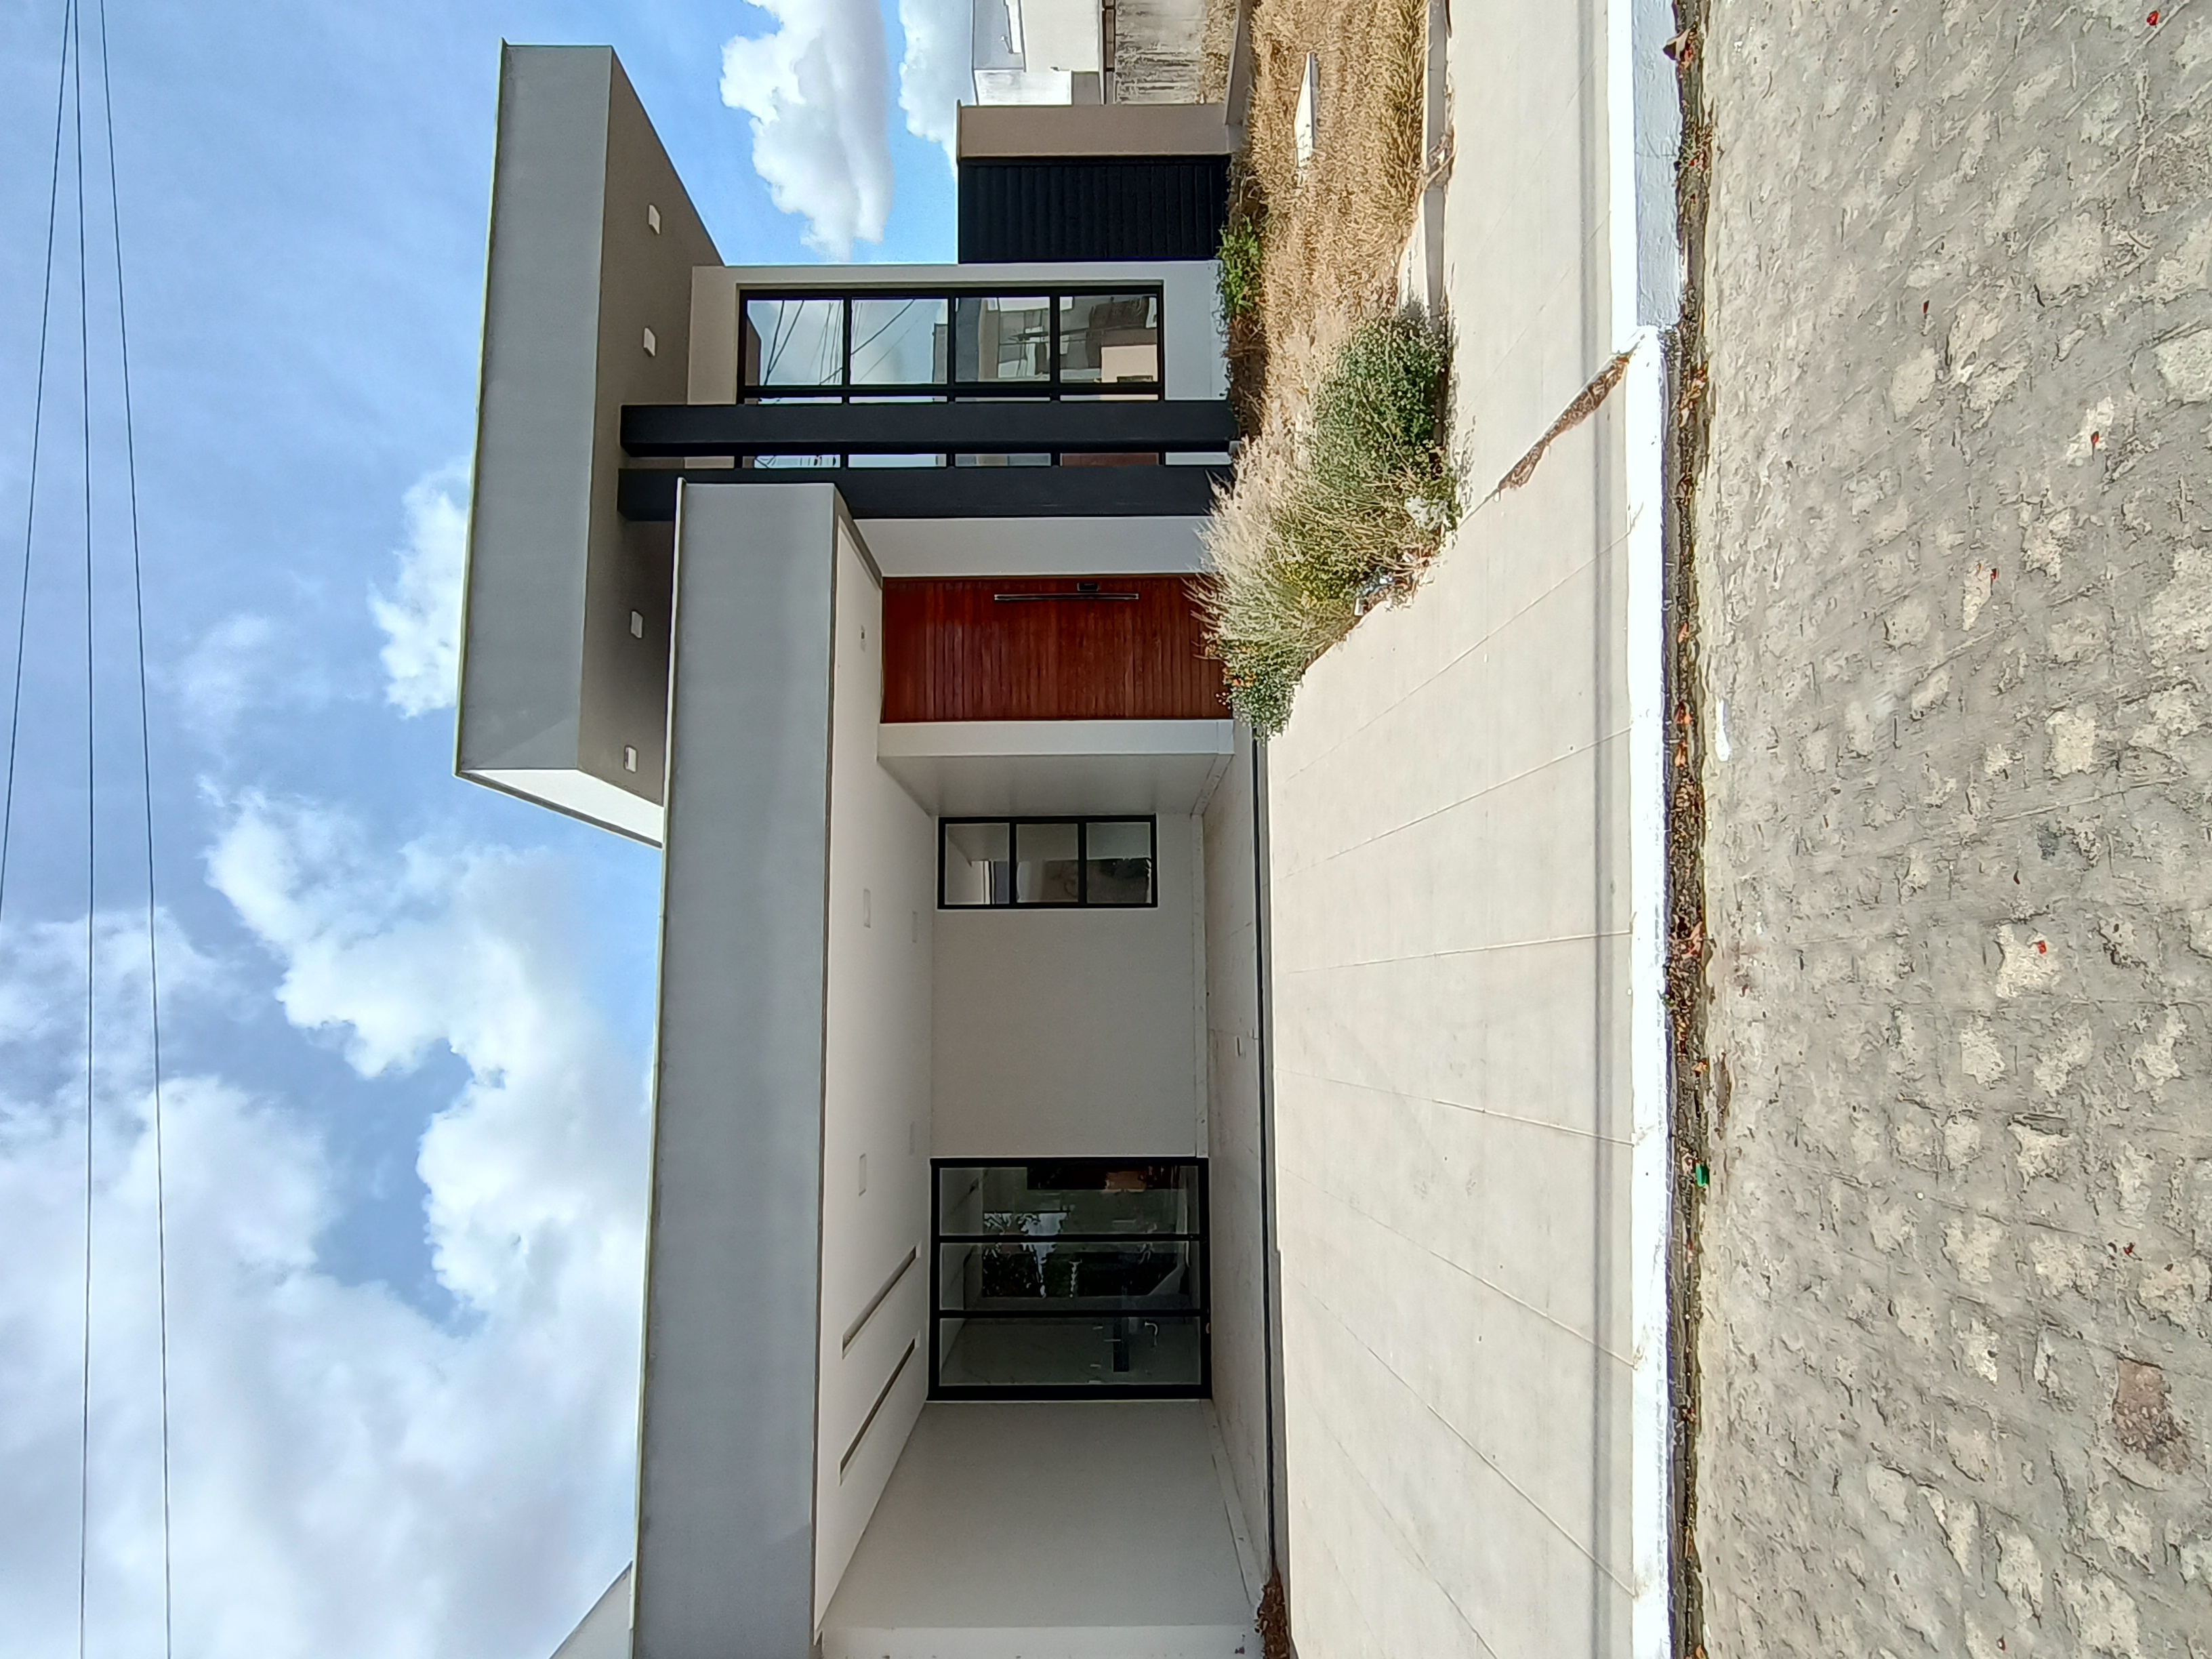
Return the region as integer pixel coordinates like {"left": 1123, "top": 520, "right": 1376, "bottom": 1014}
{"left": 957, "top": 157, "right": 1230, "bottom": 262}
{"left": 459, "top": 45, "right": 714, "bottom": 795}
{"left": 622, "top": 398, "right": 1237, "bottom": 458}
{"left": 619, "top": 466, "right": 1229, "bottom": 522}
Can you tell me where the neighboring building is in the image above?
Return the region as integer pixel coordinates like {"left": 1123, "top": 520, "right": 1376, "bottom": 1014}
{"left": 970, "top": 0, "right": 1216, "bottom": 107}
{"left": 459, "top": 44, "right": 1265, "bottom": 1659}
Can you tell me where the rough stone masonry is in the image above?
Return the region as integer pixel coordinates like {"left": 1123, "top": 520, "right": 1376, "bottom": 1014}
{"left": 1691, "top": 1, "right": 2212, "bottom": 1654}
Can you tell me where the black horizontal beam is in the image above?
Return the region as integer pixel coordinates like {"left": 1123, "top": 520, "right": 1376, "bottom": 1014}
{"left": 619, "top": 465, "right": 1229, "bottom": 522}
{"left": 734, "top": 380, "right": 1161, "bottom": 400}
{"left": 621, "top": 399, "right": 1237, "bottom": 458}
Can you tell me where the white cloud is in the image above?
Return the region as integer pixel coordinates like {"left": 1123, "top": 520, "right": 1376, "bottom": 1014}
{"left": 722, "top": 0, "right": 896, "bottom": 258}
{"left": 897, "top": 0, "right": 970, "bottom": 163}
{"left": 370, "top": 470, "right": 468, "bottom": 718}
{"left": 0, "top": 800, "right": 647, "bottom": 1658}
{"left": 177, "top": 613, "right": 280, "bottom": 735}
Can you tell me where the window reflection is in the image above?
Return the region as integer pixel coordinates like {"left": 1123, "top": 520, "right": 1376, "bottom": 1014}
{"left": 1083, "top": 819, "right": 1155, "bottom": 905}
{"left": 743, "top": 297, "right": 842, "bottom": 388}
{"left": 850, "top": 296, "right": 949, "bottom": 386}
{"left": 1059, "top": 293, "right": 1160, "bottom": 385}
{"left": 942, "top": 821, "right": 1011, "bottom": 906}
{"left": 1012, "top": 821, "right": 1080, "bottom": 904}
{"left": 954, "top": 295, "right": 1052, "bottom": 384}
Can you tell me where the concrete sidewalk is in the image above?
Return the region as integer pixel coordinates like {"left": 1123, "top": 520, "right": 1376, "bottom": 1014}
{"left": 1256, "top": 2, "right": 1679, "bottom": 1654}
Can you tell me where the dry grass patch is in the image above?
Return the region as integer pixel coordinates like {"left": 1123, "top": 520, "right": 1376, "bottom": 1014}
{"left": 1243, "top": 0, "right": 1428, "bottom": 399}
{"left": 1198, "top": 0, "right": 1450, "bottom": 735}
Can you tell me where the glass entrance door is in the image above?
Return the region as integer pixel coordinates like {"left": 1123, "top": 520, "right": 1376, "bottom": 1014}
{"left": 930, "top": 1159, "right": 1208, "bottom": 1399}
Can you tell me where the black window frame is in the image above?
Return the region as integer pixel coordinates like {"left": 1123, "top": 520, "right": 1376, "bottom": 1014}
{"left": 937, "top": 815, "right": 1159, "bottom": 909}
{"left": 929, "top": 1156, "right": 1210, "bottom": 1401}
{"left": 737, "top": 286, "right": 1166, "bottom": 470}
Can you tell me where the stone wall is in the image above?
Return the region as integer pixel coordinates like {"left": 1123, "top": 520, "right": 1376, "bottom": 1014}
{"left": 1692, "top": 4, "right": 2212, "bottom": 1654}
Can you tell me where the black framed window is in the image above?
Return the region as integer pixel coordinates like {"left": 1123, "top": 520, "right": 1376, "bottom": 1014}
{"left": 738, "top": 286, "right": 1164, "bottom": 472}
{"left": 931, "top": 1158, "right": 1208, "bottom": 1399}
{"left": 939, "top": 817, "right": 1156, "bottom": 909}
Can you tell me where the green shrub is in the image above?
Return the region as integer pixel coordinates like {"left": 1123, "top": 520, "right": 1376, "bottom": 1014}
{"left": 1201, "top": 309, "right": 1458, "bottom": 737}
{"left": 1216, "top": 211, "right": 1264, "bottom": 326}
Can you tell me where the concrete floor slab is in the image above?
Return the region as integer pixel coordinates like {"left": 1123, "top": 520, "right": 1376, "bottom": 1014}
{"left": 821, "top": 1402, "right": 1258, "bottom": 1659}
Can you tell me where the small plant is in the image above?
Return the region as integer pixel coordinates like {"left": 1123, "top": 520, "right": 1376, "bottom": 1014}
{"left": 1201, "top": 308, "right": 1459, "bottom": 737}
{"left": 1216, "top": 209, "right": 1264, "bottom": 327}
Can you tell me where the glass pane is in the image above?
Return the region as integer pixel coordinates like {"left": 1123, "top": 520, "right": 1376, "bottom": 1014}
{"left": 750, "top": 453, "right": 840, "bottom": 470}
{"left": 1013, "top": 821, "right": 1080, "bottom": 904}
{"left": 939, "top": 1240, "right": 1199, "bottom": 1313}
{"left": 936, "top": 1314, "right": 1204, "bottom": 1389}
{"left": 954, "top": 453, "right": 1052, "bottom": 467}
{"left": 1059, "top": 293, "right": 1160, "bottom": 385}
{"left": 743, "top": 297, "right": 844, "bottom": 387}
{"left": 942, "top": 821, "right": 1010, "bottom": 906}
{"left": 847, "top": 453, "right": 947, "bottom": 468}
{"left": 937, "top": 1162, "right": 1200, "bottom": 1237}
{"left": 849, "top": 297, "right": 949, "bottom": 386}
{"left": 954, "top": 295, "right": 1052, "bottom": 384}
{"left": 1084, "top": 819, "right": 1154, "bottom": 905}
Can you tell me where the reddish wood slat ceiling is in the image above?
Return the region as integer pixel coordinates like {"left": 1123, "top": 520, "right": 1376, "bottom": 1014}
{"left": 882, "top": 575, "right": 1227, "bottom": 722}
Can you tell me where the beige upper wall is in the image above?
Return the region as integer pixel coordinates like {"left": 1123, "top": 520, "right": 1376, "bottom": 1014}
{"left": 956, "top": 101, "right": 1233, "bottom": 158}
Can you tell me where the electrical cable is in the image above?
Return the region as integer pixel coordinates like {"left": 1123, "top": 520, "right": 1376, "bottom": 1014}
{"left": 92, "top": 0, "right": 176, "bottom": 1649}
{"left": 0, "top": 0, "right": 75, "bottom": 922}
{"left": 68, "top": 0, "right": 99, "bottom": 1651}
{"left": 9, "top": 4, "right": 172, "bottom": 1650}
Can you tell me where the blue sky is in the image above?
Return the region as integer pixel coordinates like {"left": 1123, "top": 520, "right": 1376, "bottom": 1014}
{"left": 0, "top": 2, "right": 958, "bottom": 1654}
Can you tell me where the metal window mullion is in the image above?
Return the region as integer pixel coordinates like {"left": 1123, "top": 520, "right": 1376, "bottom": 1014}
{"left": 946, "top": 292, "right": 960, "bottom": 404}
{"left": 840, "top": 297, "right": 853, "bottom": 402}
{"left": 1048, "top": 292, "right": 1062, "bottom": 399}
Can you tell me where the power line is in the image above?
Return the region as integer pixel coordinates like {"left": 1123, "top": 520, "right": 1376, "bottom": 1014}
{"left": 69, "top": 0, "right": 99, "bottom": 1651}
{"left": 92, "top": 0, "right": 176, "bottom": 1649}
{"left": 12, "top": 3, "right": 174, "bottom": 1651}
{"left": 0, "top": 0, "right": 75, "bottom": 922}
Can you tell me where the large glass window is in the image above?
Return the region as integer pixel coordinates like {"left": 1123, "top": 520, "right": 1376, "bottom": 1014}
{"left": 735, "top": 286, "right": 1167, "bottom": 470}
{"left": 933, "top": 1160, "right": 1208, "bottom": 1397}
{"left": 939, "top": 818, "right": 1155, "bottom": 908}
{"left": 737, "top": 286, "right": 1164, "bottom": 401}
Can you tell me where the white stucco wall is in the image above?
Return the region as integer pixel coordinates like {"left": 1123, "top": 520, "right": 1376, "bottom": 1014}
{"left": 1202, "top": 726, "right": 1277, "bottom": 1579}
{"left": 814, "top": 527, "right": 938, "bottom": 1621}
{"left": 933, "top": 816, "right": 1206, "bottom": 1159}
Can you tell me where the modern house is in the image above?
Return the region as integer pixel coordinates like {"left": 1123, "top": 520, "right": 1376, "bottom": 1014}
{"left": 459, "top": 42, "right": 1269, "bottom": 1659}
{"left": 458, "top": 14, "right": 1681, "bottom": 1658}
